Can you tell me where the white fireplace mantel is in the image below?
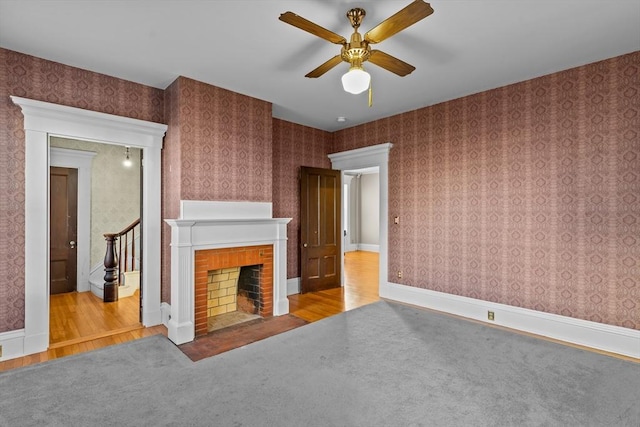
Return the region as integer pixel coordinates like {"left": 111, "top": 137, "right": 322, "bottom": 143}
{"left": 165, "top": 201, "right": 291, "bottom": 345}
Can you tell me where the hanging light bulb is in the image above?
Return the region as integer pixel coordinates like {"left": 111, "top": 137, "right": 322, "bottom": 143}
{"left": 341, "top": 65, "right": 370, "bottom": 94}
{"left": 123, "top": 146, "right": 133, "bottom": 168}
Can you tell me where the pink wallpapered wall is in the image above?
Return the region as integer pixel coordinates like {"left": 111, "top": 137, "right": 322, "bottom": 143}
{"left": 161, "top": 78, "right": 183, "bottom": 304}
{"left": 0, "top": 46, "right": 637, "bottom": 333}
{"left": 160, "top": 77, "right": 273, "bottom": 302}
{"left": 0, "top": 48, "right": 164, "bottom": 333}
{"left": 173, "top": 77, "right": 272, "bottom": 202}
{"left": 272, "top": 119, "right": 333, "bottom": 278}
{"left": 333, "top": 52, "right": 640, "bottom": 329}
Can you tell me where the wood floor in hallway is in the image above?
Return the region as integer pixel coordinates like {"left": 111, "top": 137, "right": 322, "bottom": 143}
{"left": 0, "top": 250, "right": 379, "bottom": 371}
{"left": 49, "top": 290, "right": 141, "bottom": 346}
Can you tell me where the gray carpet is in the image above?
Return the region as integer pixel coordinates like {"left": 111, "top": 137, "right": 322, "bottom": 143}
{"left": 1, "top": 301, "right": 638, "bottom": 426}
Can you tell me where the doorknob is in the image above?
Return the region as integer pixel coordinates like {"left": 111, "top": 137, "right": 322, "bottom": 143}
{"left": 69, "top": 241, "right": 76, "bottom": 249}
{"left": 303, "top": 243, "right": 308, "bottom": 248}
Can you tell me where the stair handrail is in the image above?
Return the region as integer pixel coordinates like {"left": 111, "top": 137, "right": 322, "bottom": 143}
{"left": 103, "top": 218, "right": 140, "bottom": 302}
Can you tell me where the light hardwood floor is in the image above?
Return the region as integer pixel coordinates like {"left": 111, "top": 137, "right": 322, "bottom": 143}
{"left": 49, "top": 290, "right": 141, "bottom": 346}
{"left": 0, "top": 251, "right": 379, "bottom": 371}
{"left": 289, "top": 250, "right": 380, "bottom": 322}
{"left": 0, "top": 290, "right": 164, "bottom": 372}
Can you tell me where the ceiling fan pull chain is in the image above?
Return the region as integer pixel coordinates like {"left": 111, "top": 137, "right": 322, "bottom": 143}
{"left": 368, "top": 81, "right": 373, "bottom": 107}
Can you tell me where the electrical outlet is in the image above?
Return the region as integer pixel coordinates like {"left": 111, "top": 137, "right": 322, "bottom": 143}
{"left": 487, "top": 311, "right": 495, "bottom": 321}
{"left": 397, "top": 271, "right": 403, "bottom": 279}
{"left": 394, "top": 216, "right": 399, "bottom": 224}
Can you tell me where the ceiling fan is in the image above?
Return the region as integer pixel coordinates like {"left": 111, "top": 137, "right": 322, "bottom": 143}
{"left": 279, "top": 0, "right": 434, "bottom": 100}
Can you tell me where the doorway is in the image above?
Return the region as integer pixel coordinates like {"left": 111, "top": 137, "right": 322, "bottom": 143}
{"left": 48, "top": 138, "right": 143, "bottom": 346}
{"left": 342, "top": 167, "right": 380, "bottom": 299}
{"left": 328, "top": 143, "right": 392, "bottom": 295}
{"left": 343, "top": 167, "right": 380, "bottom": 254}
{"left": 13, "top": 96, "right": 166, "bottom": 357}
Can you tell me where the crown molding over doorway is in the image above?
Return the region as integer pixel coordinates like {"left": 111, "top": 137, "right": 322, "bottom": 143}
{"left": 10, "top": 96, "right": 167, "bottom": 358}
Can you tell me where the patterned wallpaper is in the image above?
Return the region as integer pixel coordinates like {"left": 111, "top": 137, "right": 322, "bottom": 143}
{"left": 161, "top": 78, "right": 182, "bottom": 304}
{"left": 1, "top": 46, "right": 637, "bottom": 333}
{"left": 49, "top": 138, "right": 141, "bottom": 268}
{"left": 0, "top": 48, "right": 164, "bottom": 332}
{"left": 176, "top": 77, "right": 272, "bottom": 202}
{"left": 272, "top": 119, "right": 333, "bottom": 278}
{"left": 333, "top": 52, "right": 639, "bottom": 329}
{"left": 161, "top": 76, "right": 273, "bottom": 303}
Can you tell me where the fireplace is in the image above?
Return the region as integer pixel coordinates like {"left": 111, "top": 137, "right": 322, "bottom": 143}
{"left": 165, "top": 201, "right": 291, "bottom": 345}
{"left": 195, "top": 245, "right": 273, "bottom": 336}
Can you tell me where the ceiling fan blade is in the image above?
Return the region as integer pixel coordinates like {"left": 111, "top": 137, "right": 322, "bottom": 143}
{"left": 368, "top": 50, "right": 416, "bottom": 76}
{"left": 364, "top": 0, "right": 434, "bottom": 44}
{"left": 279, "top": 12, "right": 347, "bottom": 45}
{"left": 305, "top": 55, "right": 344, "bottom": 78}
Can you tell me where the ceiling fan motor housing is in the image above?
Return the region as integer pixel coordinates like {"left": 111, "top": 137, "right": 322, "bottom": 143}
{"left": 342, "top": 32, "right": 371, "bottom": 67}
{"left": 342, "top": 8, "right": 370, "bottom": 67}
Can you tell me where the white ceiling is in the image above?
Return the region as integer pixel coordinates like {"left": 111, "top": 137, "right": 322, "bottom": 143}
{"left": 1, "top": 1, "right": 638, "bottom": 132}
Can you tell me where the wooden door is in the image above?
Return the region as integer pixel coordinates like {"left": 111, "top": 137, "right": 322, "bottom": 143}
{"left": 300, "top": 167, "right": 341, "bottom": 293}
{"left": 50, "top": 167, "right": 78, "bottom": 294}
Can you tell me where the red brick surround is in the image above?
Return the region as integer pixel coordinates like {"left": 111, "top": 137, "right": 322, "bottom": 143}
{"left": 194, "top": 245, "right": 273, "bottom": 337}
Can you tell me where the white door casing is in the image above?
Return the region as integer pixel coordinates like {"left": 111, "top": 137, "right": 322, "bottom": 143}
{"left": 11, "top": 96, "right": 167, "bottom": 356}
{"left": 328, "top": 143, "right": 392, "bottom": 293}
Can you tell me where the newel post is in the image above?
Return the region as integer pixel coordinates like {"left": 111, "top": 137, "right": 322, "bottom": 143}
{"left": 103, "top": 233, "right": 119, "bottom": 302}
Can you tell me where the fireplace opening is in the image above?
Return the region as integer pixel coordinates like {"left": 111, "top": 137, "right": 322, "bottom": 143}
{"left": 206, "top": 265, "right": 262, "bottom": 333}
{"left": 194, "top": 244, "right": 274, "bottom": 337}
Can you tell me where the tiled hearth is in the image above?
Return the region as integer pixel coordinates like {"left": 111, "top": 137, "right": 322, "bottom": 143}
{"left": 165, "top": 201, "right": 291, "bottom": 345}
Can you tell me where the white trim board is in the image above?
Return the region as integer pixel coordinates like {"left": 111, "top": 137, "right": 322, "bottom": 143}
{"left": 357, "top": 244, "right": 379, "bottom": 253}
{"left": 0, "top": 329, "right": 26, "bottom": 361}
{"left": 381, "top": 282, "right": 640, "bottom": 359}
{"left": 287, "top": 277, "right": 300, "bottom": 295}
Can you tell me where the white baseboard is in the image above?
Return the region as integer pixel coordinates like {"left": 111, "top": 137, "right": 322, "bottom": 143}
{"left": 357, "top": 244, "right": 379, "bottom": 252}
{"left": 381, "top": 282, "right": 640, "bottom": 359}
{"left": 0, "top": 329, "right": 26, "bottom": 361}
{"left": 287, "top": 277, "right": 300, "bottom": 295}
{"left": 161, "top": 302, "right": 171, "bottom": 327}
{"left": 142, "top": 305, "right": 162, "bottom": 327}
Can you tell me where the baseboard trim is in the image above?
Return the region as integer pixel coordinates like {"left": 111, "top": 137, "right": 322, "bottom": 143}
{"left": 287, "top": 277, "right": 300, "bottom": 295}
{"left": 357, "top": 244, "right": 379, "bottom": 253}
{"left": 0, "top": 329, "right": 26, "bottom": 361}
{"left": 142, "top": 306, "right": 162, "bottom": 327}
{"left": 168, "top": 318, "right": 194, "bottom": 345}
{"left": 381, "top": 282, "right": 640, "bottom": 359}
{"left": 160, "top": 302, "right": 171, "bottom": 327}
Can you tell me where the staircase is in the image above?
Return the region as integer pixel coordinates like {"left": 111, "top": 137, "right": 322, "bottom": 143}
{"left": 89, "top": 219, "right": 140, "bottom": 301}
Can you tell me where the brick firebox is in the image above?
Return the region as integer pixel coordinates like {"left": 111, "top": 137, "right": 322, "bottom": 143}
{"left": 194, "top": 245, "right": 273, "bottom": 337}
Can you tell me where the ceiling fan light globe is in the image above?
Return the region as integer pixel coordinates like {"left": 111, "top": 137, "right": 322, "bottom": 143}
{"left": 341, "top": 67, "right": 370, "bottom": 94}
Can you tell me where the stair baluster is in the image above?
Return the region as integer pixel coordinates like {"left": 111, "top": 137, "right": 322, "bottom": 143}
{"left": 103, "top": 218, "right": 140, "bottom": 303}
{"left": 103, "top": 233, "right": 118, "bottom": 302}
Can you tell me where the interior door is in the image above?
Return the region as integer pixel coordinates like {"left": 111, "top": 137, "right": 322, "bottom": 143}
{"left": 300, "top": 166, "right": 341, "bottom": 293}
{"left": 50, "top": 167, "right": 78, "bottom": 294}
